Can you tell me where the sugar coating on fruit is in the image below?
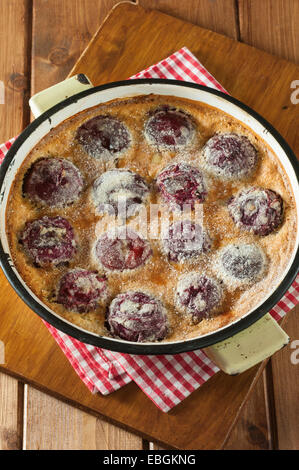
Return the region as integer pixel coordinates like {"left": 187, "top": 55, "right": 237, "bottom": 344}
{"left": 91, "top": 169, "right": 149, "bottom": 216}
{"left": 162, "top": 220, "right": 211, "bottom": 262}
{"left": 76, "top": 115, "right": 131, "bottom": 160}
{"left": 228, "top": 187, "right": 284, "bottom": 236}
{"left": 156, "top": 162, "right": 206, "bottom": 209}
{"left": 176, "top": 272, "right": 223, "bottom": 322}
{"left": 202, "top": 133, "right": 257, "bottom": 178}
{"left": 23, "top": 157, "right": 84, "bottom": 207}
{"left": 107, "top": 291, "right": 169, "bottom": 342}
{"left": 144, "top": 106, "right": 195, "bottom": 148}
{"left": 219, "top": 243, "right": 266, "bottom": 284}
{"left": 19, "top": 216, "right": 76, "bottom": 266}
{"left": 95, "top": 227, "right": 152, "bottom": 271}
{"left": 56, "top": 269, "right": 108, "bottom": 313}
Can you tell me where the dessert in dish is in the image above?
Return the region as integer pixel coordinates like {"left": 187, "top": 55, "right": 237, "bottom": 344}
{"left": 6, "top": 94, "right": 297, "bottom": 342}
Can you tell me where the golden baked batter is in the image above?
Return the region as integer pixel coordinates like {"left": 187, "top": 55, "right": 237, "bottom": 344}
{"left": 6, "top": 94, "right": 297, "bottom": 342}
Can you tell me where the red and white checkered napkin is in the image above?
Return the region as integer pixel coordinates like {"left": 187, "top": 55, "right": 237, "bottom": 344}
{"left": 1, "top": 47, "right": 299, "bottom": 412}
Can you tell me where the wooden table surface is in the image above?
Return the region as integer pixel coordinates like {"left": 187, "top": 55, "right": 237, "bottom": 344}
{"left": 0, "top": 0, "right": 298, "bottom": 450}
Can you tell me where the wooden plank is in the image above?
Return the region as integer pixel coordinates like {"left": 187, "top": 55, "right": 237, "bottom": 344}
{"left": 0, "top": 0, "right": 31, "bottom": 141}
{"left": 58, "top": 0, "right": 256, "bottom": 449}
{"left": 152, "top": 368, "right": 274, "bottom": 450}
{"left": 143, "top": 0, "right": 299, "bottom": 451}
{"left": 0, "top": 0, "right": 31, "bottom": 452}
{"left": 0, "top": 373, "right": 22, "bottom": 450}
{"left": 271, "top": 306, "right": 299, "bottom": 449}
{"left": 0, "top": 314, "right": 277, "bottom": 451}
{"left": 142, "top": 0, "right": 271, "bottom": 451}
{"left": 150, "top": 365, "right": 273, "bottom": 450}
{"left": 238, "top": 0, "right": 299, "bottom": 64}
{"left": 69, "top": 2, "right": 299, "bottom": 156}
{"left": 0, "top": 2, "right": 298, "bottom": 449}
{"left": 224, "top": 371, "right": 271, "bottom": 449}
{"left": 39, "top": 3, "right": 299, "bottom": 449}
{"left": 32, "top": 0, "right": 125, "bottom": 94}
{"left": 29, "top": 0, "right": 143, "bottom": 451}
{"left": 24, "top": 386, "right": 143, "bottom": 449}
{"left": 238, "top": 0, "right": 299, "bottom": 449}
{"left": 0, "top": 2, "right": 296, "bottom": 452}
{"left": 150, "top": 374, "right": 271, "bottom": 450}
{"left": 138, "top": 0, "right": 239, "bottom": 39}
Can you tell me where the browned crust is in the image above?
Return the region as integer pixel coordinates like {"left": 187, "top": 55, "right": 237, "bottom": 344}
{"left": 6, "top": 94, "right": 297, "bottom": 342}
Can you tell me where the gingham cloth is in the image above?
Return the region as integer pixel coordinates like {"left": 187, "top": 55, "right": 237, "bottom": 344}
{"left": 1, "top": 47, "right": 298, "bottom": 412}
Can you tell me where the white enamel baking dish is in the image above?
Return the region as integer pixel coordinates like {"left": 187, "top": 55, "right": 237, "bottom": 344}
{"left": 0, "top": 75, "right": 298, "bottom": 374}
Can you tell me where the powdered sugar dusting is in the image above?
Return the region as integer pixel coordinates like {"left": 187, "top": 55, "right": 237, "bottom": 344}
{"left": 6, "top": 93, "right": 297, "bottom": 342}
{"left": 144, "top": 106, "right": 196, "bottom": 149}
{"left": 95, "top": 226, "right": 152, "bottom": 272}
{"left": 217, "top": 243, "right": 267, "bottom": 286}
{"left": 56, "top": 268, "right": 108, "bottom": 313}
{"left": 228, "top": 186, "right": 284, "bottom": 236}
{"left": 91, "top": 169, "right": 149, "bottom": 216}
{"left": 76, "top": 115, "right": 131, "bottom": 160}
{"left": 176, "top": 272, "right": 223, "bottom": 322}
{"left": 107, "top": 291, "right": 169, "bottom": 342}
{"left": 19, "top": 216, "right": 76, "bottom": 266}
{"left": 156, "top": 162, "right": 207, "bottom": 209}
{"left": 162, "top": 220, "right": 212, "bottom": 262}
{"left": 23, "top": 157, "right": 84, "bottom": 208}
{"left": 202, "top": 133, "right": 257, "bottom": 179}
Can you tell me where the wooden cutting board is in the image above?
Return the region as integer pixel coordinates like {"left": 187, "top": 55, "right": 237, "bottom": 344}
{"left": 0, "top": 2, "right": 298, "bottom": 450}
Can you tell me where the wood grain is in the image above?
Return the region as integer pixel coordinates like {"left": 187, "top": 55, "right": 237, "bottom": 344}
{"left": 138, "top": 0, "right": 239, "bottom": 39}
{"left": 24, "top": 386, "right": 143, "bottom": 449}
{"left": 0, "top": 0, "right": 31, "bottom": 450}
{"left": 0, "top": 0, "right": 31, "bottom": 141}
{"left": 0, "top": 373, "right": 21, "bottom": 449}
{"left": 138, "top": 1, "right": 273, "bottom": 451}
{"left": 0, "top": 282, "right": 292, "bottom": 449}
{"left": 0, "top": 0, "right": 30, "bottom": 452}
{"left": 29, "top": 0, "right": 142, "bottom": 451}
{"left": 40, "top": 2, "right": 299, "bottom": 448}
{"left": 150, "top": 364, "right": 274, "bottom": 450}
{"left": 224, "top": 371, "right": 271, "bottom": 449}
{"left": 31, "top": 0, "right": 125, "bottom": 94}
{"left": 0, "top": 0, "right": 298, "bottom": 449}
{"left": 271, "top": 305, "right": 299, "bottom": 449}
{"left": 70, "top": 2, "right": 299, "bottom": 153}
{"left": 239, "top": 0, "right": 299, "bottom": 64}
{"left": 236, "top": 0, "right": 299, "bottom": 450}
{"left": 0, "top": 266, "right": 278, "bottom": 449}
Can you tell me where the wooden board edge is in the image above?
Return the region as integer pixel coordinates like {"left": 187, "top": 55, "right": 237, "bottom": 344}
{"left": 220, "top": 315, "right": 287, "bottom": 449}
{"left": 69, "top": 1, "right": 298, "bottom": 84}
{"left": 220, "top": 358, "right": 270, "bottom": 449}
{"left": 0, "top": 365, "right": 178, "bottom": 449}
{"left": 68, "top": 1, "right": 136, "bottom": 79}
{"left": 0, "top": 360, "right": 266, "bottom": 450}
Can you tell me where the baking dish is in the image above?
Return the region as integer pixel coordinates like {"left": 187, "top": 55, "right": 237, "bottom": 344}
{"left": 0, "top": 76, "right": 298, "bottom": 374}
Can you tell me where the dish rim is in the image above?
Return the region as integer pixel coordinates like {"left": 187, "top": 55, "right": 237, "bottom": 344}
{"left": 0, "top": 78, "right": 298, "bottom": 354}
